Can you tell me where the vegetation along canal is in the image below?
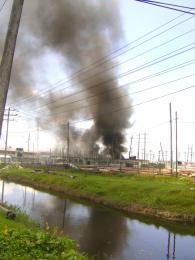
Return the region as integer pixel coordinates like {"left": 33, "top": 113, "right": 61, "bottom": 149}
{"left": 1, "top": 180, "right": 195, "bottom": 260}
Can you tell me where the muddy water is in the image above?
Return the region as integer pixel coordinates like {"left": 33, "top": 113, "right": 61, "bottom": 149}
{"left": 1, "top": 180, "right": 195, "bottom": 260}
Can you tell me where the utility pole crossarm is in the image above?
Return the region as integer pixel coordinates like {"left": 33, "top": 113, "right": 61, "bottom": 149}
{"left": 0, "top": 0, "right": 24, "bottom": 139}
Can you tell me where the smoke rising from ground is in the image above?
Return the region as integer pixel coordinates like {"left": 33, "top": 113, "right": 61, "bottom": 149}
{"left": 1, "top": 0, "right": 132, "bottom": 158}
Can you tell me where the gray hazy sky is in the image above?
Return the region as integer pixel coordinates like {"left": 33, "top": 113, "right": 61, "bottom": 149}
{"left": 0, "top": 0, "right": 195, "bottom": 161}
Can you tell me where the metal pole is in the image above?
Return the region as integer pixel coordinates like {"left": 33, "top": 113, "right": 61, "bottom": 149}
{"left": 170, "top": 103, "right": 173, "bottom": 174}
{"left": 190, "top": 145, "right": 193, "bottom": 163}
{"left": 37, "top": 121, "right": 39, "bottom": 163}
{"left": 187, "top": 145, "right": 190, "bottom": 165}
{"left": 184, "top": 152, "right": 187, "bottom": 168}
{"left": 0, "top": 0, "right": 24, "bottom": 138}
{"left": 167, "top": 232, "right": 171, "bottom": 260}
{"left": 173, "top": 234, "right": 176, "bottom": 260}
{"left": 144, "top": 133, "right": 146, "bottom": 162}
{"left": 112, "top": 135, "right": 115, "bottom": 163}
{"left": 1, "top": 181, "right": 5, "bottom": 203}
{"left": 28, "top": 132, "right": 30, "bottom": 153}
{"left": 4, "top": 107, "right": 10, "bottom": 164}
{"left": 160, "top": 142, "right": 165, "bottom": 163}
{"left": 158, "top": 150, "right": 161, "bottom": 162}
{"left": 33, "top": 142, "right": 35, "bottom": 164}
{"left": 175, "top": 112, "right": 178, "bottom": 176}
{"left": 149, "top": 150, "right": 152, "bottom": 162}
{"left": 67, "top": 122, "right": 70, "bottom": 162}
{"left": 129, "top": 136, "right": 133, "bottom": 158}
{"left": 137, "top": 133, "right": 140, "bottom": 160}
{"left": 49, "top": 148, "right": 52, "bottom": 163}
{"left": 62, "top": 200, "right": 67, "bottom": 229}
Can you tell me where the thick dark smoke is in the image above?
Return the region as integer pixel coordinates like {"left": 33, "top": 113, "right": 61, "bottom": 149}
{"left": 1, "top": 0, "right": 132, "bottom": 158}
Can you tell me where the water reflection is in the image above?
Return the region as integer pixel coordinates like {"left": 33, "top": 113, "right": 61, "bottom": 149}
{"left": 27, "top": 194, "right": 128, "bottom": 258}
{"left": 1, "top": 180, "right": 195, "bottom": 260}
{"left": 167, "top": 232, "right": 176, "bottom": 260}
{"left": 80, "top": 208, "right": 128, "bottom": 259}
{"left": 1, "top": 180, "right": 4, "bottom": 203}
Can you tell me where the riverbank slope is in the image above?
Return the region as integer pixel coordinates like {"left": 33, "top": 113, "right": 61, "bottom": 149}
{"left": 0, "top": 207, "right": 87, "bottom": 259}
{"left": 1, "top": 166, "right": 195, "bottom": 223}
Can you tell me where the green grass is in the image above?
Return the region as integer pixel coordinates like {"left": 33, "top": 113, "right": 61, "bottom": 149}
{"left": 0, "top": 208, "right": 87, "bottom": 259}
{"left": 1, "top": 166, "right": 195, "bottom": 218}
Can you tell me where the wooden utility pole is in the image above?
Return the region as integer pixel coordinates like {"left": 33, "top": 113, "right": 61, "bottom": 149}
{"left": 0, "top": 0, "right": 24, "bottom": 139}
{"left": 169, "top": 103, "right": 173, "bottom": 174}
{"left": 175, "top": 112, "right": 178, "bottom": 176}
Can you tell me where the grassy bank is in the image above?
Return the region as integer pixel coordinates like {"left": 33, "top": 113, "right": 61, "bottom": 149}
{"left": 0, "top": 207, "right": 87, "bottom": 259}
{"left": 1, "top": 166, "right": 195, "bottom": 223}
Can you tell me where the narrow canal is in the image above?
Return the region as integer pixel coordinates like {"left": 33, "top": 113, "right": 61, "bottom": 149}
{"left": 1, "top": 180, "right": 195, "bottom": 260}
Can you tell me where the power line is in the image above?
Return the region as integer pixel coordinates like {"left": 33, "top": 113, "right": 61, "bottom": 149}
{"left": 67, "top": 83, "right": 195, "bottom": 126}
{"left": 25, "top": 42, "right": 195, "bottom": 112}
{"left": 179, "top": 121, "right": 195, "bottom": 124}
{"left": 14, "top": 25, "right": 195, "bottom": 108}
{"left": 135, "top": 0, "right": 195, "bottom": 16}
{"left": 27, "top": 73, "right": 195, "bottom": 118}
{"left": 11, "top": 13, "right": 194, "bottom": 107}
{"left": 135, "top": 121, "right": 169, "bottom": 133}
{"left": 139, "top": 1, "right": 195, "bottom": 11}
{"left": 0, "top": 0, "right": 8, "bottom": 13}
{"left": 23, "top": 83, "right": 195, "bottom": 126}
{"left": 7, "top": 120, "right": 170, "bottom": 138}
{"left": 16, "top": 57, "right": 195, "bottom": 119}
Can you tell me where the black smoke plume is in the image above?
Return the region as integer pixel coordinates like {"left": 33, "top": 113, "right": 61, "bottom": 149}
{"left": 1, "top": 0, "right": 132, "bottom": 158}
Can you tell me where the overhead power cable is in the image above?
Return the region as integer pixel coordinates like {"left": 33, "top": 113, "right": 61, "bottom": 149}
{"left": 32, "top": 73, "right": 195, "bottom": 117}
{"left": 179, "top": 121, "right": 195, "bottom": 124}
{"left": 23, "top": 83, "right": 195, "bottom": 125}
{"left": 13, "top": 25, "right": 195, "bottom": 107}
{"left": 16, "top": 57, "right": 195, "bottom": 119}
{"left": 27, "top": 42, "right": 195, "bottom": 111}
{"left": 8, "top": 120, "right": 169, "bottom": 136}
{"left": 0, "top": 0, "right": 8, "bottom": 13}
{"left": 67, "top": 83, "right": 195, "bottom": 126}
{"left": 140, "top": 1, "right": 195, "bottom": 10}
{"left": 11, "top": 13, "right": 194, "bottom": 107}
{"left": 37, "top": 74, "right": 195, "bottom": 116}
{"left": 135, "top": 0, "right": 195, "bottom": 16}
